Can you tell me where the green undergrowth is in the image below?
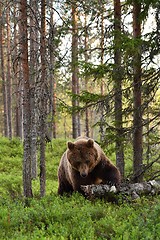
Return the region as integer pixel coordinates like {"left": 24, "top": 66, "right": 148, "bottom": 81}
{"left": 0, "top": 195, "right": 159, "bottom": 240}
{"left": 0, "top": 137, "right": 160, "bottom": 240}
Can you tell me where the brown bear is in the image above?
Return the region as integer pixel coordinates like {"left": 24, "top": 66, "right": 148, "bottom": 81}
{"left": 57, "top": 137, "right": 121, "bottom": 195}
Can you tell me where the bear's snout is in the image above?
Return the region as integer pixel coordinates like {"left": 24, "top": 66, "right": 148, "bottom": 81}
{"left": 79, "top": 164, "right": 89, "bottom": 178}
{"left": 80, "top": 172, "right": 87, "bottom": 178}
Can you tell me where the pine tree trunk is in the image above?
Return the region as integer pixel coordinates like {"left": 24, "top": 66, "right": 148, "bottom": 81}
{"left": 133, "top": 1, "right": 143, "bottom": 182}
{"left": 13, "top": 3, "right": 24, "bottom": 140}
{"left": 0, "top": 5, "right": 8, "bottom": 137}
{"left": 113, "top": 0, "right": 124, "bottom": 178}
{"left": 6, "top": 8, "right": 12, "bottom": 139}
{"left": 14, "top": 3, "right": 23, "bottom": 139}
{"left": 49, "top": 0, "right": 57, "bottom": 139}
{"left": 20, "top": 0, "right": 33, "bottom": 198}
{"left": 13, "top": 4, "right": 22, "bottom": 138}
{"left": 71, "top": 1, "right": 80, "bottom": 138}
{"left": 40, "top": 0, "right": 46, "bottom": 197}
{"left": 100, "top": 8, "right": 105, "bottom": 141}
{"left": 29, "top": 0, "right": 38, "bottom": 179}
{"left": 84, "top": 12, "right": 90, "bottom": 137}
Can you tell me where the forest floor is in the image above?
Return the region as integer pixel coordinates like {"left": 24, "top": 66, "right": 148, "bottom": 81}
{"left": 0, "top": 137, "right": 159, "bottom": 240}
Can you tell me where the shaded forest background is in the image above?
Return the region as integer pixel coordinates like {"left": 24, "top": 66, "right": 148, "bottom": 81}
{"left": 0, "top": 0, "right": 160, "bottom": 197}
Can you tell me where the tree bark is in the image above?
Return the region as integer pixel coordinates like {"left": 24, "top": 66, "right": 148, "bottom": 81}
{"left": 133, "top": 1, "right": 143, "bottom": 182}
{"left": 81, "top": 180, "right": 160, "bottom": 201}
{"left": 29, "top": 0, "right": 38, "bottom": 179}
{"left": 84, "top": 12, "right": 90, "bottom": 137}
{"left": 13, "top": 4, "right": 22, "bottom": 138}
{"left": 71, "top": 1, "right": 80, "bottom": 138}
{"left": 20, "top": 0, "right": 33, "bottom": 198}
{"left": 100, "top": 6, "right": 105, "bottom": 142}
{"left": 0, "top": 5, "right": 8, "bottom": 137}
{"left": 40, "top": 0, "right": 46, "bottom": 197}
{"left": 48, "top": 0, "right": 57, "bottom": 139}
{"left": 6, "top": 8, "right": 12, "bottom": 139}
{"left": 113, "top": 0, "right": 124, "bottom": 178}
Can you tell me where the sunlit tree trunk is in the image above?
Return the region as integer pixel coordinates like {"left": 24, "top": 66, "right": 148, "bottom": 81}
{"left": 20, "top": 0, "right": 33, "bottom": 198}
{"left": 71, "top": 1, "right": 80, "bottom": 138}
{"left": 40, "top": 0, "right": 46, "bottom": 197}
{"left": 113, "top": 0, "right": 124, "bottom": 179}
{"left": 133, "top": 0, "right": 143, "bottom": 182}
{"left": 0, "top": 5, "right": 8, "bottom": 137}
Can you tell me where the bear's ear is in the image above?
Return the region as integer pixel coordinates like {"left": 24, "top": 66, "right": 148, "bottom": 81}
{"left": 68, "top": 141, "right": 75, "bottom": 150}
{"left": 87, "top": 139, "right": 94, "bottom": 148}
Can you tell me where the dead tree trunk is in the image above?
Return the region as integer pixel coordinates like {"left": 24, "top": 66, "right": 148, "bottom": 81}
{"left": 81, "top": 180, "right": 160, "bottom": 201}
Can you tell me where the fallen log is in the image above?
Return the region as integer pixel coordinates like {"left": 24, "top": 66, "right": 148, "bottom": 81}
{"left": 81, "top": 180, "right": 160, "bottom": 201}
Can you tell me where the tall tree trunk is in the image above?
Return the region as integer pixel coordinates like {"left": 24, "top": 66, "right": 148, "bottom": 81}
{"left": 18, "top": 70, "right": 23, "bottom": 139}
{"left": 113, "top": 0, "right": 124, "bottom": 178}
{"left": 20, "top": 0, "right": 33, "bottom": 197}
{"left": 0, "top": 5, "right": 8, "bottom": 137}
{"left": 133, "top": 1, "right": 143, "bottom": 182}
{"left": 49, "top": 0, "right": 57, "bottom": 139}
{"left": 29, "top": 0, "right": 38, "bottom": 179}
{"left": 71, "top": 1, "right": 80, "bottom": 138}
{"left": 14, "top": 3, "right": 23, "bottom": 139}
{"left": 100, "top": 7, "right": 105, "bottom": 141}
{"left": 84, "top": 12, "right": 90, "bottom": 137}
{"left": 13, "top": 4, "right": 22, "bottom": 138}
{"left": 6, "top": 8, "right": 12, "bottom": 139}
{"left": 40, "top": 0, "right": 46, "bottom": 197}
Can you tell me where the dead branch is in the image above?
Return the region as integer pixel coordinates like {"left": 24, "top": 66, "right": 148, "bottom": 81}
{"left": 130, "top": 156, "right": 160, "bottom": 183}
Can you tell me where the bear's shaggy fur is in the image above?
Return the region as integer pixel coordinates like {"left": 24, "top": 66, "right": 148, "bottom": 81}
{"left": 57, "top": 137, "right": 121, "bottom": 195}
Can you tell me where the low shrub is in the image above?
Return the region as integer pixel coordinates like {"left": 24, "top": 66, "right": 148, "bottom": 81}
{"left": 0, "top": 137, "right": 159, "bottom": 240}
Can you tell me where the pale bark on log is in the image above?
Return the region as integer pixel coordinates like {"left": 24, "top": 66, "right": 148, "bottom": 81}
{"left": 81, "top": 180, "right": 160, "bottom": 201}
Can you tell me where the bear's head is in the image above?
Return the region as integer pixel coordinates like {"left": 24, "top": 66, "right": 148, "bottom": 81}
{"left": 67, "top": 139, "right": 99, "bottom": 178}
